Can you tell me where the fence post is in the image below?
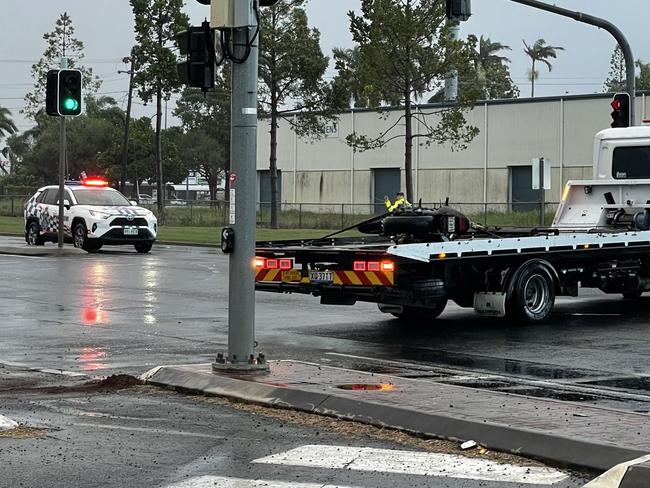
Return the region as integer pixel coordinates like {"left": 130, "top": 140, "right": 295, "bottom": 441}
{"left": 189, "top": 200, "right": 193, "bottom": 225}
{"left": 298, "top": 204, "right": 302, "bottom": 229}
{"left": 484, "top": 202, "right": 488, "bottom": 226}
{"left": 11, "top": 197, "right": 15, "bottom": 217}
{"left": 341, "top": 204, "right": 344, "bottom": 228}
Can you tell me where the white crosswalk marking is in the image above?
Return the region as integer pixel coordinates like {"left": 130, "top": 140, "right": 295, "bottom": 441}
{"left": 165, "top": 476, "right": 357, "bottom": 488}
{"left": 252, "top": 445, "right": 570, "bottom": 485}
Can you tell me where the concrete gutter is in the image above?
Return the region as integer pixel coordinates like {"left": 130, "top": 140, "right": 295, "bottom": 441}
{"left": 143, "top": 361, "right": 650, "bottom": 474}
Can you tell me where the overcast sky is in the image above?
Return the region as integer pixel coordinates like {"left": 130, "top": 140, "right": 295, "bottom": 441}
{"left": 1, "top": 0, "right": 647, "bottom": 136}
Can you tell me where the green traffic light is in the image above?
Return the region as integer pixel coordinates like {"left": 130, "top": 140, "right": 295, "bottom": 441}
{"left": 63, "top": 98, "right": 79, "bottom": 112}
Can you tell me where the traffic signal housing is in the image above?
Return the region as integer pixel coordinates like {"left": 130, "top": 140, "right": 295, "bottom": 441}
{"left": 46, "top": 70, "right": 59, "bottom": 116}
{"left": 45, "top": 69, "right": 83, "bottom": 117}
{"left": 611, "top": 93, "right": 630, "bottom": 128}
{"left": 446, "top": 0, "right": 471, "bottom": 21}
{"left": 58, "top": 70, "right": 82, "bottom": 116}
{"left": 176, "top": 21, "right": 215, "bottom": 92}
{"left": 259, "top": 0, "right": 281, "bottom": 6}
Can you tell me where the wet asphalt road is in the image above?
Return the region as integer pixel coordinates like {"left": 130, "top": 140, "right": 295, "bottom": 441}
{"left": 1, "top": 237, "right": 650, "bottom": 413}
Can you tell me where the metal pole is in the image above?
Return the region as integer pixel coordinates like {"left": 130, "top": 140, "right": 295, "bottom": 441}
{"left": 510, "top": 0, "right": 636, "bottom": 124}
{"left": 119, "top": 51, "right": 136, "bottom": 194}
{"left": 214, "top": 4, "right": 266, "bottom": 372}
{"left": 444, "top": 21, "right": 460, "bottom": 101}
{"left": 57, "top": 57, "right": 68, "bottom": 250}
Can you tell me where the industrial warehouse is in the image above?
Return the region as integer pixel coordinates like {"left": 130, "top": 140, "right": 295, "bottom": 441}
{"left": 256, "top": 92, "right": 650, "bottom": 212}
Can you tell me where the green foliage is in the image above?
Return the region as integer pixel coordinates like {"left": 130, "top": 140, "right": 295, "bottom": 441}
{"left": 466, "top": 36, "right": 518, "bottom": 100}
{"left": 259, "top": 0, "right": 336, "bottom": 228}
{"left": 0, "top": 107, "right": 17, "bottom": 139}
{"left": 523, "top": 38, "right": 564, "bottom": 98}
{"left": 23, "top": 13, "right": 101, "bottom": 120}
{"left": 344, "top": 0, "right": 480, "bottom": 201}
{"left": 603, "top": 45, "right": 650, "bottom": 93}
{"left": 173, "top": 75, "right": 231, "bottom": 200}
{"left": 130, "top": 0, "right": 188, "bottom": 218}
{"left": 331, "top": 46, "right": 369, "bottom": 109}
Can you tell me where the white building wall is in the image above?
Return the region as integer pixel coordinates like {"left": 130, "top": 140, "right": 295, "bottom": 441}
{"left": 256, "top": 94, "right": 643, "bottom": 205}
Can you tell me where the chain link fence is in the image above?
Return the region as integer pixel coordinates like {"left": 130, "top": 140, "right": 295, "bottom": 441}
{"left": 1, "top": 195, "right": 560, "bottom": 229}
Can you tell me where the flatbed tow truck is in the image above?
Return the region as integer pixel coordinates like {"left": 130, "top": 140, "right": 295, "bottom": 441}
{"left": 255, "top": 127, "right": 650, "bottom": 323}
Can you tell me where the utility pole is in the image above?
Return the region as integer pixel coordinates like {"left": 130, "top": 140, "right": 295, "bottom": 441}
{"left": 510, "top": 0, "right": 636, "bottom": 125}
{"left": 57, "top": 56, "right": 68, "bottom": 250}
{"left": 119, "top": 50, "right": 136, "bottom": 194}
{"left": 444, "top": 21, "right": 460, "bottom": 101}
{"left": 213, "top": 0, "right": 267, "bottom": 372}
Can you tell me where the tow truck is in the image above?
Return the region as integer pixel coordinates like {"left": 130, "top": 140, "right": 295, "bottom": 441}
{"left": 255, "top": 127, "right": 650, "bottom": 323}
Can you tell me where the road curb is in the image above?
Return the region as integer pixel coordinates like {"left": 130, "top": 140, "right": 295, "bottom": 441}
{"left": 143, "top": 363, "right": 647, "bottom": 473}
{"left": 0, "top": 415, "right": 18, "bottom": 431}
{"left": 0, "top": 245, "right": 85, "bottom": 256}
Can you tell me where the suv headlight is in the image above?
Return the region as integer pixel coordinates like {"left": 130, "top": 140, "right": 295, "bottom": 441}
{"left": 89, "top": 210, "right": 111, "bottom": 219}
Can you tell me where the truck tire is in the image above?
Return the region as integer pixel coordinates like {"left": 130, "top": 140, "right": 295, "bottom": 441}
{"left": 392, "top": 299, "right": 447, "bottom": 323}
{"left": 507, "top": 262, "right": 555, "bottom": 324}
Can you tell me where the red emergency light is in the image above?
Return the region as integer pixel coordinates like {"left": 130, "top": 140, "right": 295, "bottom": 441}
{"left": 82, "top": 178, "right": 109, "bottom": 187}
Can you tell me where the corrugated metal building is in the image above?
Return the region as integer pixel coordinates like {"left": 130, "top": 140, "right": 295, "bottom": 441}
{"left": 256, "top": 93, "right": 650, "bottom": 209}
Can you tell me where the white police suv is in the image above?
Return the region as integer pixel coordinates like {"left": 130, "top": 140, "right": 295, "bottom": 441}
{"left": 24, "top": 179, "right": 157, "bottom": 253}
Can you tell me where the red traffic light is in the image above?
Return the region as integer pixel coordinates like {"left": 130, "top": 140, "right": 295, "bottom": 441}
{"left": 610, "top": 93, "right": 630, "bottom": 128}
{"left": 611, "top": 99, "right": 622, "bottom": 111}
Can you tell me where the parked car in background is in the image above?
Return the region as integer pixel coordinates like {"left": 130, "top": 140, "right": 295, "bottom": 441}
{"left": 138, "top": 194, "right": 154, "bottom": 204}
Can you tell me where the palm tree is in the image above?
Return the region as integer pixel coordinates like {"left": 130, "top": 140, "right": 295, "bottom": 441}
{"left": 475, "top": 36, "right": 511, "bottom": 97}
{"left": 0, "top": 106, "right": 17, "bottom": 139}
{"left": 523, "top": 38, "right": 564, "bottom": 97}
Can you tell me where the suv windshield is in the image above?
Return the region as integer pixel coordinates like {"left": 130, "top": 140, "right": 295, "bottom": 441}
{"left": 72, "top": 188, "right": 131, "bottom": 206}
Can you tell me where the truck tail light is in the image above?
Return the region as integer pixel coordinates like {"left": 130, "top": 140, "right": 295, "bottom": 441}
{"left": 352, "top": 260, "right": 395, "bottom": 272}
{"left": 255, "top": 258, "right": 295, "bottom": 270}
{"left": 367, "top": 261, "right": 380, "bottom": 271}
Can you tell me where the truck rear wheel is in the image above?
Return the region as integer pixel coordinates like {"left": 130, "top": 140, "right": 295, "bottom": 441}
{"left": 507, "top": 262, "right": 555, "bottom": 324}
{"left": 390, "top": 299, "right": 447, "bottom": 323}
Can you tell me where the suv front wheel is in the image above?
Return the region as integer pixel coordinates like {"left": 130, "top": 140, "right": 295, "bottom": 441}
{"left": 73, "top": 222, "right": 101, "bottom": 252}
{"left": 134, "top": 241, "right": 153, "bottom": 254}
{"left": 26, "top": 221, "right": 45, "bottom": 246}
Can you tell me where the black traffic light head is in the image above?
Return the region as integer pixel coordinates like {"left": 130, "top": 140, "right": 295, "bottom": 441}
{"left": 611, "top": 92, "right": 630, "bottom": 128}
{"left": 46, "top": 70, "right": 59, "bottom": 116}
{"left": 176, "top": 21, "right": 215, "bottom": 92}
{"left": 446, "top": 0, "right": 471, "bottom": 21}
{"left": 259, "top": 0, "right": 281, "bottom": 6}
{"left": 58, "top": 70, "right": 82, "bottom": 116}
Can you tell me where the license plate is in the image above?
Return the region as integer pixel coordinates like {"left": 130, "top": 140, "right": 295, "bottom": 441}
{"left": 309, "top": 271, "right": 333, "bottom": 283}
{"left": 123, "top": 227, "right": 139, "bottom": 236}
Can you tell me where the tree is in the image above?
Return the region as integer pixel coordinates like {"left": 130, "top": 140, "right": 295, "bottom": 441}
{"left": 636, "top": 59, "right": 650, "bottom": 91}
{"left": 472, "top": 36, "right": 518, "bottom": 100}
{"left": 523, "top": 38, "right": 564, "bottom": 98}
{"left": 331, "top": 46, "right": 369, "bottom": 108}
{"left": 346, "top": 0, "right": 479, "bottom": 202}
{"left": 259, "top": 0, "right": 336, "bottom": 228}
{"left": 0, "top": 107, "right": 17, "bottom": 139}
{"left": 173, "top": 74, "right": 231, "bottom": 201}
{"left": 604, "top": 45, "right": 626, "bottom": 93}
{"left": 130, "top": 0, "right": 188, "bottom": 223}
{"left": 23, "top": 13, "right": 101, "bottom": 120}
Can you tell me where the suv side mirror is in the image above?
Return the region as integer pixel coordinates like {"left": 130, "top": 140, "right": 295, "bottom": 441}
{"left": 58, "top": 199, "right": 71, "bottom": 210}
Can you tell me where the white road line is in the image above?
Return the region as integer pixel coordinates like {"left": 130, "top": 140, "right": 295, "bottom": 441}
{"left": 0, "top": 415, "right": 19, "bottom": 431}
{"left": 253, "top": 445, "right": 569, "bottom": 485}
{"left": 164, "top": 476, "right": 357, "bottom": 488}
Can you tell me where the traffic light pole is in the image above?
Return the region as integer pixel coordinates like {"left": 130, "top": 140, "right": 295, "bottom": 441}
{"left": 213, "top": 3, "right": 267, "bottom": 372}
{"left": 510, "top": 0, "right": 636, "bottom": 125}
{"left": 57, "top": 57, "right": 68, "bottom": 250}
